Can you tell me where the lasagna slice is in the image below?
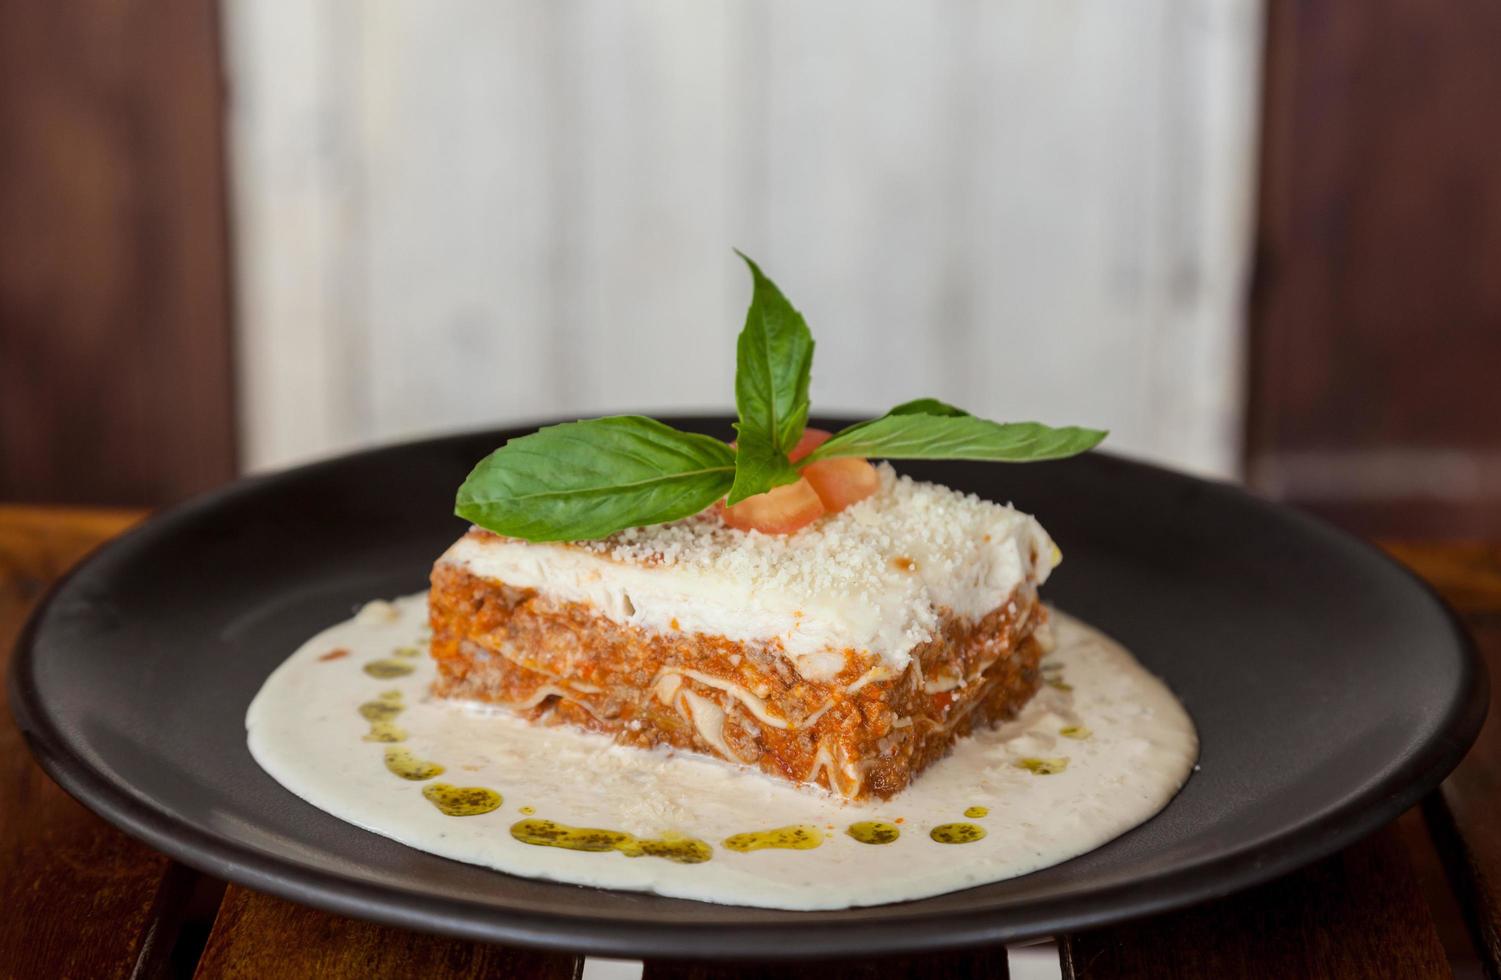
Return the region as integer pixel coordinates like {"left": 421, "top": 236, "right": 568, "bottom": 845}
{"left": 428, "top": 464, "right": 1058, "bottom": 801}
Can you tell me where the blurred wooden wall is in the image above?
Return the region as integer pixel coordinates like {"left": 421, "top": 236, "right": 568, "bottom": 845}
{"left": 1245, "top": 0, "right": 1501, "bottom": 538}
{"left": 2, "top": 0, "right": 1500, "bottom": 539}
{"left": 0, "top": 0, "right": 236, "bottom": 507}
{"left": 223, "top": 0, "right": 1260, "bottom": 481}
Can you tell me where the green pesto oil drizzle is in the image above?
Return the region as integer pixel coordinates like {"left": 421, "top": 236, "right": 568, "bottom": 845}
{"left": 359, "top": 691, "right": 409, "bottom": 742}
{"left": 846, "top": 821, "right": 900, "bottom": 845}
{"left": 383, "top": 747, "right": 445, "bottom": 780}
{"left": 392, "top": 645, "right": 421, "bottom": 659}
{"left": 363, "top": 659, "right": 415, "bottom": 679}
{"left": 359, "top": 699, "right": 402, "bottom": 722}
{"left": 509, "top": 819, "right": 712, "bottom": 864}
{"left": 963, "top": 806, "right": 989, "bottom": 818}
{"left": 422, "top": 783, "right": 502, "bottom": 816}
{"left": 1016, "top": 757, "right": 1070, "bottom": 775}
{"left": 363, "top": 720, "right": 408, "bottom": 743}
{"left": 722, "top": 825, "right": 823, "bottom": 853}
{"left": 930, "top": 822, "right": 987, "bottom": 844}
{"left": 1059, "top": 725, "right": 1092, "bottom": 739}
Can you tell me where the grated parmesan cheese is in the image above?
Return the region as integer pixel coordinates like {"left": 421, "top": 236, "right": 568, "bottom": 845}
{"left": 440, "top": 465, "right": 1057, "bottom": 676}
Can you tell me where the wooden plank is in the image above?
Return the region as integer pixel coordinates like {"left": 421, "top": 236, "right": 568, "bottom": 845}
{"left": 1059, "top": 822, "right": 1449, "bottom": 979}
{"left": 1244, "top": 0, "right": 1501, "bottom": 538}
{"left": 193, "top": 885, "right": 581, "bottom": 980}
{"left": 0, "top": 506, "right": 200, "bottom": 979}
{"left": 0, "top": 0, "right": 237, "bottom": 505}
{"left": 1387, "top": 543, "right": 1501, "bottom": 975}
{"left": 643, "top": 946, "right": 1009, "bottom": 980}
{"left": 1396, "top": 807, "right": 1484, "bottom": 978}
{"left": 228, "top": 0, "right": 1258, "bottom": 480}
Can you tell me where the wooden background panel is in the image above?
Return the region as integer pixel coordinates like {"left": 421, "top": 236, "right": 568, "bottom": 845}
{"left": 225, "top": 0, "right": 1262, "bottom": 480}
{"left": 1246, "top": 0, "right": 1501, "bottom": 537}
{"left": 0, "top": 0, "right": 237, "bottom": 507}
{"left": 7, "top": 0, "right": 1500, "bottom": 537}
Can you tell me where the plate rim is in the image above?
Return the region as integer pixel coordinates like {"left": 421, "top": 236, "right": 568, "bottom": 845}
{"left": 6, "top": 420, "right": 1490, "bottom": 959}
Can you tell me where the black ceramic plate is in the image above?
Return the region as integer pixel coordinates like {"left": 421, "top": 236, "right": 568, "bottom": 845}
{"left": 9, "top": 417, "right": 1486, "bottom": 960}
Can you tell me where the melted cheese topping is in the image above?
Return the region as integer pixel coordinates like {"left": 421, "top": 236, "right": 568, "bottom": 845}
{"left": 439, "top": 465, "right": 1056, "bottom": 678}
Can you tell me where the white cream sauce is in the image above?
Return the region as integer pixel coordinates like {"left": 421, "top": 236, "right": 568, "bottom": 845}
{"left": 246, "top": 593, "right": 1197, "bottom": 911}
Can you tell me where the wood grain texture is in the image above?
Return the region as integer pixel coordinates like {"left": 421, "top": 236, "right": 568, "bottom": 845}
{"left": 1396, "top": 806, "right": 1485, "bottom": 979}
{"left": 1246, "top": 0, "right": 1501, "bottom": 538}
{"left": 193, "top": 885, "right": 581, "bottom": 980}
{"left": 0, "top": 506, "right": 194, "bottom": 979}
{"left": 1387, "top": 543, "right": 1501, "bottom": 976}
{"left": 225, "top": 0, "right": 1260, "bottom": 479}
{"left": 643, "top": 947, "right": 1008, "bottom": 980}
{"left": 1059, "top": 823, "right": 1450, "bottom": 979}
{"left": 0, "top": 0, "right": 237, "bottom": 506}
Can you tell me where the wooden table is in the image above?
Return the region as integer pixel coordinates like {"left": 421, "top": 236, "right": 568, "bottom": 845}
{"left": 2, "top": 506, "right": 1496, "bottom": 979}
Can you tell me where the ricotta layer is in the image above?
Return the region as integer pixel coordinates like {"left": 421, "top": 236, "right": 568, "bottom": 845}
{"left": 437, "top": 464, "right": 1057, "bottom": 679}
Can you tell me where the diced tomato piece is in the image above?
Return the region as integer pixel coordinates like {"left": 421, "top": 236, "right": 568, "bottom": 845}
{"left": 716, "top": 427, "right": 873, "bottom": 532}
{"left": 788, "top": 427, "right": 832, "bottom": 461}
{"left": 718, "top": 478, "right": 826, "bottom": 534}
{"left": 802, "top": 456, "right": 880, "bottom": 513}
{"left": 729, "top": 427, "right": 830, "bottom": 460}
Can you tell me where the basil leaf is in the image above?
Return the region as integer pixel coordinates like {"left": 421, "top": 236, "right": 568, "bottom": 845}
{"left": 836, "top": 397, "right": 972, "bottom": 437}
{"left": 455, "top": 416, "right": 736, "bottom": 541}
{"left": 885, "top": 397, "right": 970, "bottom": 418}
{"left": 728, "top": 442, "right": 802, "bottom": 506}
{"left": 728, "top": 251, "right": 814, "bottom": 504}
{"left": 802, "top": 414, "right": 1106, "bottom": 465}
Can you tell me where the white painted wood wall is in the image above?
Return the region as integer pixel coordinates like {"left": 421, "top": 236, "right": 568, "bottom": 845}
{"left": 223, "top": 0, "right": 1262, "bottom": 479}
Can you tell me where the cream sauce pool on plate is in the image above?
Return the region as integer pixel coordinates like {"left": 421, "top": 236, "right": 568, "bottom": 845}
{"left": 246, "top": 594, "right": 1198, "bottom": 911}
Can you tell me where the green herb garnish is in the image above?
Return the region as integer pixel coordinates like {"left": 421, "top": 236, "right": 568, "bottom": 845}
{"left": 455, "top": 253, "right": 1106, "bottom": 541}
{"left": 454, "top": 417, "right": 735, "bottom": 542}
{"left": 727, "top": 251, "right": 815, "bottom": 505}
